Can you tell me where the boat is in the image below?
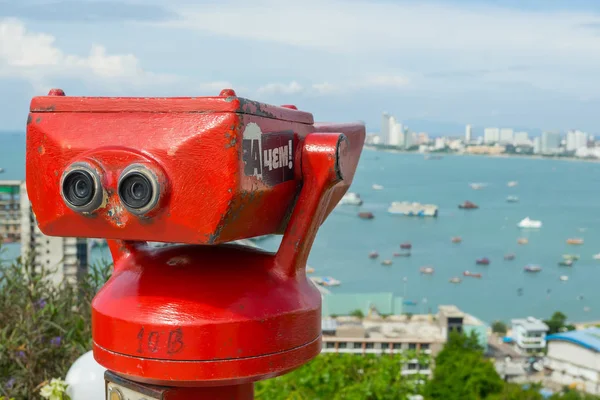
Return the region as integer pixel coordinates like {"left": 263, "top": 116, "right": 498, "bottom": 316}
{"left": 317, "top": 277, "right": 341, "bottom": 287}
{"left": 403, "top": 300, "right": 418, "bottom": 306}
{"left": 393, "top": 252, "right": 411, "bottom": 257}
{"left": 517, "top": 238, "right": 529, "bottom": 245}
{"left": 507, "top": 181, "right": 518, "bottom": 187}
{"left": 504, "top": 253, "right": 516, "bottom": 260}
{"left": 419, "top": 266, "right": 434, "bottom": 274}
{"left": 400, "top": 242, "right": 412, "bottom": 250}
{"left": 458, "top": 201, "right": 479, "bottom": 210}
{"left": 563, "top": 254, "right": 580, "bottom": 261}
{"left": 476, "top": 257, "right": 490, "bottom": 265}
{"left": 470, "top": 183, "right": 486, "bottom": 190}
{"left": 372, "top": 184, "right": 384, "bottom": 190}
{"left": 594, "top": 253, "right": 600, "bottom": 260}
{"left": 558, "top": 259, "right": 574, "bottom": 267}
{"left": 463, "top": 271, "right": 482, "bottom": 278}
{"left": 506, "top": 196, "right": 519, "bottom": 203}
{"left": 388, "top": 201, "right": 439, "bottom": 217}
{"left": 424, "top": 154, "right": 443, "bottom": 160}
{"left": 339, "top": 192, "right": 363, "bottom": 206}
{"left": 449, "top": 277, "right": 462, "bottom": 284}
{"left": 518, "top": 217, "right": 542, "bottom": 229}
{"left": 306, "top": 266, "right": 315, "bottom": 274}
{"left": 368, "top": 251, "right": 379, "bottom": 259}
{"left": 381, "top": 260, "right": 393, "bottom": 266}
{"left": 524, "top": 265, "right": 542, "bottom": 273}
{"left": 451, "top": 236, "right": 462, "bottom": 243}
{"left": 566, "top": 238, "right": 584, "bottom": 245}
{"left": 560, "top": 275, "right": 569, "bottom": 282}
{"left": 358, "top": 212, "right": 374, "bottom": 220}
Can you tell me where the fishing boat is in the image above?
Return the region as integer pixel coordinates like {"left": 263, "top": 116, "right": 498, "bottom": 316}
{"left": 560, "top": 276, "right": 569, "bottom": 282}
{"left": 594, "top": 253, "right": 600, "bottom": 260}
{"left": 558, "top": 259, "right": 574, "bottom": 267}
{"left": 470, "top": 183, "right": 486, "bottom": 190}
{"left": 524, "top": 265, "right": 542, "bottom": 273}
{"left": 449, "top": 277, "right": 462, "bottom": 284}
{"left": 358, "top": 212, "right": 374, "bottom": 220}
{"left": 518, "top": 217, "right": 542, "bottom": 229}
{"left": 563, "top": 254, "right": 580, "bottom": 261}
{"left": 476, "top": 257, "right": 490, "bottom": 265}
{"left": 506, "top": 196, "right": 519, "bottom": 203}
{"left": 369, "top": 251, "right": 379, "bottom": 259}
{"left": 381, "top": 260, "right": 393, "bottom": 266}
{"left": 393, "top": 252, "right": 411, "bottom": 257}
{"left": 517, "top": 238, "right": 529, "bottom": 245}
{"left": 320, "top": 277, "right": 341, "bottom": 287}
{"left": 451, "top": 236, "right": 462, "bottom": 243}
{"left": 372, "top": 184, "right": 384, "bottom": 190}
{"left": 463, "top": 271, "right": 482, "bottom": 278}
{"left": 458, "top": 201, "right": 479, "bottom": 210}
{"left": 400, "top": 242, "right": 412, "bottom": 250}
{"left": 420, "top": 266, "right": 434, "bottom": 275}
{"left": 339, "top": 192, "right": 363, "bottom": 206}
{"left": 504, "top": 253, "right": 516, "bottom": 260}
{"left": 566, "top": 238, "right": 584, "bottom": 245}
{"left": 507, "top": 181, "right": 518, "bottom": 187}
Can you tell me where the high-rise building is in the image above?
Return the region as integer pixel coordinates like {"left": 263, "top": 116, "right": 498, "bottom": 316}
{"left": 541, "top": 132, "right": 562, "bottom": 154}
{"left": 19, "top": 182, "right": 89, "bottom": 286}
{"left": 566, "top": 130, "right": 588, "bottom": 152}
{"left": 514, "top": 132, "right": 530, "bottom": 145}
{"left": 0, "top": 180, "right": 21, "bottom": 243}
{"left": 533, "top": 137, "right": 541, "bottom": 154}
{"left": 499, "top": 128, "right": 514, "bottom": 144}
{"left": 465, "top": 125, "right": 472, "bottom": 143}
{"left": 484, "top": 128, "right": 500, "bottom": 144}
{"left": 388, "top": 116, "right": 403, "bottom": 147}
{"left": 381, "top": 113, "right": 391, "bottom": 144}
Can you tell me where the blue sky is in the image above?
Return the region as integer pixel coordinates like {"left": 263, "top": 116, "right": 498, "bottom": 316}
{"left": 2, "top": 0, "right": 600, "bottom": 135}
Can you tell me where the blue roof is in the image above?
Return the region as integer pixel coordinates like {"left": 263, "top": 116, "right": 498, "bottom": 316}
{"left": 547, "top": 328, "right": 600, "bottom": 352}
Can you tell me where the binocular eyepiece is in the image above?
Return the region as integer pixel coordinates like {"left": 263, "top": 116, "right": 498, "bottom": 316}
{"left": 61, "top": 162, "right": 160, "bottom": 215}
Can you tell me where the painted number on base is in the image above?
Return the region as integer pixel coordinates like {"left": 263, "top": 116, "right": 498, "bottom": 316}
{"left": 137, "top": 327, "right": 184, "bottom": 355}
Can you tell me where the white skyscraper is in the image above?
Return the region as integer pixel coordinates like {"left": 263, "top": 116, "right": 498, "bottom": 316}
{"left": 381, "top": 113, "right": 391, "bottom": 144}
{"left": 465, "top": 125, "right": 472, "bottom": 143}
{"left": 514, "top": 132, "right": 530, "bottom": 145}
{"left": 566, "top": 130, "right": 588, "bottom": 151}
{"left": 484, "top": 128, "right": 500, "bottom": 144}
{"left": 499, "top": 128, "right": 514, "bottom": 144}
{"left": 533, "top": 137, "right": 541, "bottom": 154}
{"left": 541, "top": 132, "right": 561, "bottom": 154}
{"left": 388, "top": 117, "right": 403, "bottom": 147}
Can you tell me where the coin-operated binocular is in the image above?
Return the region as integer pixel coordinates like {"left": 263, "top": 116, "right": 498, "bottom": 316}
{"left": 26, "top": 88, "right": 365, "bottom": 399}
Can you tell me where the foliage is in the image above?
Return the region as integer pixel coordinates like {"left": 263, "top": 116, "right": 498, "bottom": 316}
{"left": 255, "top": 352, "right": 429, "bottom": 400}
{"left": 349, "top": 309, "right": 364, "bottom": 318}
{"left": 544, "top": 311, "right": 576, "bottom": 334}
{"left": 0, "top": 247, "right": 112, "bottom": 400}
{"left": 39, "top": 379, "right": 70, "bottom": 400}
{"left": 486, "top": 383, "right": 544, "bottom": 400}
{"left": 549, "top": 389, "right": 600, "bottom": 400}
{"left": 491, "top": 321, "right": 508, "bottom": 335}
{"left": 425, "top": 331, "right": 504, "bottom": 400}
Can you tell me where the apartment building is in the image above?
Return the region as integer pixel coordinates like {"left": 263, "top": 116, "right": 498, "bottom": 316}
{"left": 511, "top": 317, "right": 549, "bottom": 353}
{"left": 0, "top": 180, "right": 21, "bottom": 243}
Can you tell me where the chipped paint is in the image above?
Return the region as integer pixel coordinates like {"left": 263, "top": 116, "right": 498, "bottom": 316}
{"left": 166, "top": 256, "right": 190, "bottom": 266}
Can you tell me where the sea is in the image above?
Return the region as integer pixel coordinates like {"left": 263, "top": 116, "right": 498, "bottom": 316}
{"left": 2, "top": 132, "right": 600, "bottom": 324}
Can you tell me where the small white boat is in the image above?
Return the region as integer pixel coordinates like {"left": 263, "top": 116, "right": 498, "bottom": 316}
{"left": 560, "top": 275, "right": 569, "bottom": 282}
{"left": 470, "top": 183, "right": 487, "bottom": 190}
{"left": 506, "top": 196, "right": 519, "bottom": 203}
{"left": 314, "top": 276, "right": 341, "bottom": 287}
{"left": 594, "top": 253, "right": 600, "bottom": 260}
{"left": 339, "top": 192, "right": 363, "bottom": 206}
{"left": 507, "top": 181, "right": 518, "bottom": 187}
{"left": 419, "top": 266, "right": 434, "bottom": 274}
{"left": 518, "top": 217, "right": 542, "bottom": 229}
{"left": 372, "top": 184, "right": 384, "bottom": 190}
{"left": 449, "top": 277, "right": 462, "bottom": 284}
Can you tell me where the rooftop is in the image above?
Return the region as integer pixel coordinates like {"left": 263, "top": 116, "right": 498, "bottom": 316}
{"left": 547, "top": 328, "right": 600, "bottom": 352}
{"left": 511, "top": 317, "right": 549, "bottom": 332}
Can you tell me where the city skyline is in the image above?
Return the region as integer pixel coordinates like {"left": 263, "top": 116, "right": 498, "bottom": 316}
{"left": 4, "top": 1, "right": 600, "bottom": 131}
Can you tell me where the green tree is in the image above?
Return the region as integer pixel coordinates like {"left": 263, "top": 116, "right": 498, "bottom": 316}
{"left": 486, "top": 383, "right": 543, "bottom": 400}
{"left": 491, "top": 321, "right": 508, "bottom": 335}
{"left": 425, "top": 331, "right": 504, "bottom": 400}
{"left": 544, "top": 311, "right": 576, "bottom": 334}
{"left": 349, "top": 309, "right": 364, "bottom": 318}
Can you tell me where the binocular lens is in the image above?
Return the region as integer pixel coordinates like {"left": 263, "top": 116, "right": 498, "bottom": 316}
{"left": 63, "top": 170, "right": 96, "bottom": 207}
{"left": 119, "top": 172, "right": 154, "bottom": 210}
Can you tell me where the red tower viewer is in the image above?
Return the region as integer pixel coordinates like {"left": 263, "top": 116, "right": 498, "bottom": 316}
{"left": 26, "top": 88, "right": 365, "bottom": 398}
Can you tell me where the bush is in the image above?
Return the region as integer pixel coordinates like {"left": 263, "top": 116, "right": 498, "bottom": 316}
{"left": 491, "top": 321, "right": 508, "bottom": 335}
{"left": 0, "top": 247, "right": 111, "bottom": 400}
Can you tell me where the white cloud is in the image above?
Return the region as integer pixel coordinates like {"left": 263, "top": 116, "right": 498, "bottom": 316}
{"left": 257, "top": 81, "right": 304, "bottom": 95}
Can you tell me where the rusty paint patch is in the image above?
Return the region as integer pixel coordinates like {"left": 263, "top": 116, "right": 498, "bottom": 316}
{"left": 36, "top": 117, "right": 41, "bottom": 124}
{"left": 33, "top": 105, "right": 56, "bottom": 112}
{"left": 236, "top": 98, "right": 277, "bottom": 119}
{"left": 38, "top": 146, "right": 45, "bottom": 155}
{"left": 166, "top": 256, "right": 189, "bottom": 266}
{"left": 26, "top": 115, "right": 32, "bottom": 125}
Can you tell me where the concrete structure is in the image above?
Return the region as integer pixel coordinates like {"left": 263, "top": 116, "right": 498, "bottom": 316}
{"left": 388, "top": 117, "right": 404, "bottom": 147}
{"left": 321, "top": 304, "right": 488, "bottom": 378}
{"left": 511, "top": 317, "right": 549, "bottom": 353}
{"left": 533, "top": 137, "right": 542, "bottom": 154}
{"left": 484, "top": 127, "right": 500, "bottom": 144}
{"left": 465, "top": 124, "right": 472, "bottom": 143}
{"left": 541, "top": 131, "right": 562, "bottom": 154}
{"left": 499, "top": 128, "right": 514, "bottom": 144}
{"left": 514, "top": 131, "right": 530, "bottom": 145}
{"left": 0, "top": 180, "right": 21, "bottom": 243}
{"left": 464, "top": 145, "right": 506, "bottom": 155}
{"left": 566, "top": 130, "right": 588, "bottom": 152}
{"left": 544, "top": 328, "right": 600, "bottom": 395}
{"left": 17, "top": 182, "right": 90, "bottom": 285}
{"left": 381, "top": 113, "right": 391, "bottom": 144}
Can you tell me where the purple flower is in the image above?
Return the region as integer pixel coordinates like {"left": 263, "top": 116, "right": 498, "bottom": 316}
{"left": 15, "top": 350, "right": 25, "bottom": 359}
{"left": 5, "top": 377, "right": 15, "bottom": 389}
{"left": 50, "top": 336, "right": 62, "bottom": 347}
{"left": 36, "top": 299, "right": 47, "bottom": 309}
